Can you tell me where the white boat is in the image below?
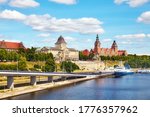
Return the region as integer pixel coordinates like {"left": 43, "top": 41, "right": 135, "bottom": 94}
{"left": 114, "top": 65, "right": 134, "bottom": 77}
{"left": 137, "top": 69, "right": 150, "bottom": 73}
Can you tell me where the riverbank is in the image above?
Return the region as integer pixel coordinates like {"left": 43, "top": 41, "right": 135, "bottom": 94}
{"left": 0, "top": 73, "right": 113, "bottom": 99}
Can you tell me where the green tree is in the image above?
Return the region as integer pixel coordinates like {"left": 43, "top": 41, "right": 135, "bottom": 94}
{"left": 7, "top": 51, "right": 18, "bottom": 61}
{"left": 18, "top": 56, "right": 27, "bottom": 71}
{"left": 0, "top": 49, "right": 7, "bottom": 61}
{"left": 79, "top": 51, "right": 89, "bottom": 61}
{"left": 26, "top": 47, "right": 36, "bottom": 61}
{"left": 18, "top": 48, "right": 26, "bottom": 57}
{"left": 61, "top": 61, "right": 79, "bottom": 73}
{"left": 45, "top": 58, "right": 56, "bottom": 72}
{"left": 89, "top": 53, "right": 94, "bottom": 60}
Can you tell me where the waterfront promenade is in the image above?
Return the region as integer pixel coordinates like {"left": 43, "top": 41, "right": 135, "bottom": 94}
{"left": 0, "top": 71, "right": 114, "bottom": 99}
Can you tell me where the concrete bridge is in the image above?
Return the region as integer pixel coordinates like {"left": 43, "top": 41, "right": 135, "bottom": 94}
{"left": 0, "top": 71, "right": 93, "bottom": 89}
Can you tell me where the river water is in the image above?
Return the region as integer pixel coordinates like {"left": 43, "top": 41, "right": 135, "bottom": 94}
{"left": 8, "top": 73, "right": 150, "bottom": 100}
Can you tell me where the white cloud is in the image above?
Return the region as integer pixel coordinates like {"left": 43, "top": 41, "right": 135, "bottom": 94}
{"left": 147, "top": 34, "right": 150, "bottom": 38}
{"left": 114, "top": 0, "right": 150, "bottom": 7}
{"left": 64, "top": 36, "right": 76, "bottom": 42}
{"left": 102, "top": 38, "right": 112, "bottom": 42}
{"left": 0, "top": 9, "right": 26, "bottom": 20}
{"left": 0, "top": 34, "right": 5, "bottom": 39}
{"left": 25, "top": 14, "right": 104, "bottom": 34}
{"left": 114, "top": 0, "right": 126, "bottom": 4}
{"left": 1, "top": 39, "right": 21, "bottom": 42}
{"left": 38, "top": 33, "right": 50, "bottom": 38}
{"left": 120, "top": 41, "right": 132, "bottom": 44}
{"left": 137, "top": 11, "right": 150, "bottom": 24}
{"left": 0, "top": 9, "right": 104, "bottom": 35}
{"left": 0, "top": 0, "right": 7, "bottom": 4}
{"left": 49, "top": 0, "right": 76, "bottom": 5}
{"left": 115, "top": 33, "right": 147, "bottom": 39}
{"left": 0, "top": 34, "right": 21, "bottom": 42}
{"left": 9, "top": 0, "right": 40, "bottom": 8}
{"left": 86, "top": 39, "right": 92, "bottom": 42}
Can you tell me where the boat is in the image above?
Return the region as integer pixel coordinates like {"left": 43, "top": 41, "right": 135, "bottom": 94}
{"left": 137, "top": 69, "right": 150, "bottom": 74}
{"left": 114, "top": 64, "right": 134, "bottom": 77}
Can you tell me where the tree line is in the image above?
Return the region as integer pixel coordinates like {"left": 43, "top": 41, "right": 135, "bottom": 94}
{"left": 101, "top": 55, "right": 150, "bottom": 68}
{"left": 79, "top": 51, "right": 150, "bottom": 68}
{"left": 0, "top": 48, "right": 80, "bottom": 72}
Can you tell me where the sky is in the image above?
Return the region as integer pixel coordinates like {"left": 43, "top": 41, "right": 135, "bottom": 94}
{"left": 0, "top": 0, "right": 150, "bottom": 55}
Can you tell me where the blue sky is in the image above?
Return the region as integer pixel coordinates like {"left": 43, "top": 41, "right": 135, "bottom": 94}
{"left": 0, "top": 0, "right": 150, "bottom": 54}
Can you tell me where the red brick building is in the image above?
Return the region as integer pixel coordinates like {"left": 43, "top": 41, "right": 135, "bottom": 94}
{"left": 0, "top": 40, "right": 25, "bottom": 51}
{"left": 82, "top": 35, "right": 127, "bottom": 56}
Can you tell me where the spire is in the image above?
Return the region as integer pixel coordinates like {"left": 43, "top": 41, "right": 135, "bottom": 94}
{"left": 94, "top": 34, "right": 101, "bottom": 54}
{"left": 96, "top": 34, "right": 99, "bottom": 40}
{"left": 95, "top": 34, "right": 101, "bottom": 45}
{"left": 111, "top": 40, "right": 118, "bottom": 49}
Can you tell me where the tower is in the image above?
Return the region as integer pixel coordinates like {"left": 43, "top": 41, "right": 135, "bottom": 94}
{"left": 55, "top": 35, "right": 67, "bottom": 50}
{"left": 111, "top": 40, "right": 118, "bottom": 54}
{"left": 94, "top": 34, "right": 101, "bottom": 54}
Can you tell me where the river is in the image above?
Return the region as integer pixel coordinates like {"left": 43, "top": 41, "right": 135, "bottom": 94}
{"left": 7, "top": 73, "right": 150, "bottom": 100}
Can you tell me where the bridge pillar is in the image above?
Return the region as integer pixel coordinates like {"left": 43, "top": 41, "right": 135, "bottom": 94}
{"left": 48, "top": 76, "right": 53, "bottom": 82}
{"left": 7, "top": 76, "right": 14, "bottom": 89}
{"left": 61, "top": 76, "right": 67, "bottom": 81}
{"left": 30, "top": 76, "right": 36, "bottom": 86}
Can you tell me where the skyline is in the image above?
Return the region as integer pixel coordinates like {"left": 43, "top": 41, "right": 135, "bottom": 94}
{"left": 0, "top": 0, "right": 150, "bottom": 55}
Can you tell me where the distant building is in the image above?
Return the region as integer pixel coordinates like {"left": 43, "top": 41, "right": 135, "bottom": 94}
{"left": 82, "top": 35, "right": 127, "bottom": 56}
{"left": 82, "top": 49, "right": 90, "bottom": 56}
{"left": 0, "top": 40, "right": 25, "bottom": 51}
{"left": 37, "top": 36, "right": 79, "bottom": 61}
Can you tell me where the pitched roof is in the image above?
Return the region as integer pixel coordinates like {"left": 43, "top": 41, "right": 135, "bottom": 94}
{"left": 0, "top": 40, "right": 25, "bottom": 49}
{"left": 118, "top": 50, "right": 126, "bottom": 55}
{"left": 55, "top": 36, "right": 67, "bottom": 45}
{"left": 111, "top": 40, "right": 118, "bottom": 48}
{"left": 82, "top": 49, "right": 90, "bottom": 56}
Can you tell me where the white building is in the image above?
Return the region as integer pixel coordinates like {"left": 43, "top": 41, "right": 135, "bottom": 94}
{"left": 38, "top": 36, "right": 79, "bottom": 61}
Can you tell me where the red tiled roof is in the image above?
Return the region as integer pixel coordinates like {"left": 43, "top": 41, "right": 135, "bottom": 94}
{"left": 101, "top": 48, "right": 111, "bottom": 53}
{"left": 82, "top": 49, "right": 90, "bottom": 56}
{"left": 118, "top": 50, "right": 126, "bottom": 55}
{"left": 0, "top": 40, "right": 25, "bottom": 49}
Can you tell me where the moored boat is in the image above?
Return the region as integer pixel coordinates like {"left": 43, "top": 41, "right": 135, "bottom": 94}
{"left": 137, "top": 69, "right": 150, "bottom": 73}
{"left": 114, "top": 64, "right": 134, "bottom": 77}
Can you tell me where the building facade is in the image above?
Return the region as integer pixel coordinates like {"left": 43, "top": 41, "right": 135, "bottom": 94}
{"left": 0, "top": 40, "right": 25, "bottom": 51}
{"left": 38, "top": 36, "right": 79, "bottom": 61}
{"left": 82, "top": 35, "right": 127, "bottom": 56}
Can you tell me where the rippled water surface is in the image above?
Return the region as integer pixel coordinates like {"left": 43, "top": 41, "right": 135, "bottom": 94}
{"left": 8, "top": 73, "right": 150, "bottom": 100}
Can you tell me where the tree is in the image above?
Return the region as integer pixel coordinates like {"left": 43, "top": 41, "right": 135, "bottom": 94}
{"left": 7, "top": 51, "right": 18, "bottom": 61}
{"left": 0, "top": 49, "right": 7, "bottom": 61}
{"left": 18, "top": 56, "right": 27, "bottom": 71}
{"left": 89, "top": 53, "right": 94, "bottom": 60}
{"left": 18, "top": 48, "right": 26, "bottom": 57}
{"left": 26, "top": 47, "right": 36, "bottom": 61}
{"left": 79, "top": 51, "right": 89, "bottom": 60}
{"left": 61, "top": 61, "right": 79, "bottom": 73}
{"left": 46, "top": 53, "right": 54, "bottom": 60}
{"left": 45, "top": 58, "right": 56, "bottom": 72}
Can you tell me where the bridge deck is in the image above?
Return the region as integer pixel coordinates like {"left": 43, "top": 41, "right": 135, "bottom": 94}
{"left": 0, "top": 71, "right": 88, "bottom": 77}
{"left": 0, "top": 71, "right": 114, "bottom": 90}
